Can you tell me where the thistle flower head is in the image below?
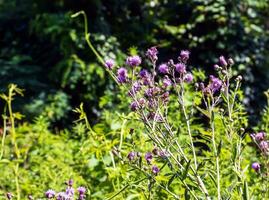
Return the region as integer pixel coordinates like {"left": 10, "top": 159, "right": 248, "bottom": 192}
{"left": 126, "top": 55, "right": 142, "bottom": 67}
{"left": 45, "top": 189, "right": 56, "bottom": 199}
{"left": 140, "top": 69, "right": 150, "bottom": 78}
{"left": 146, "top": 46, "right": 158, "bottom": 62}
{"left": 56, "top": 192, "right": 68, "bottom": 200}
{"left": 252, "top": 132, "right": 266, "bottom": 141}
{"left": 130, "top": 101, "right": 139, "bottom": 111}
{"left": 117, "top": 67, "right": 128, "bottom": 83}
{"left": 209, "top": 75, "right": 222, "bottom": 93}
{"left": 163, "top": 76, "right": 172, "bottom": 87}
{"left": 219, "top": 56, "right": 228, "bottom": 67}
{"left": 145, "top": 152, "right": 153, "bottom": 164}
{"left": 77, "top": 187, "right": 86, "bottom": 195}
{"left": 184, "top": 73, "right": 193, "bottom": 83}
{"left": 251, "top": 162, "right": 260, "bottom": 172}
{"left": 65, "top": 186, "right": 75, "bottom": 196}
{"left": 158, "top": 63, "right": 169, "bottom": 74}
{"left": 127, "top": 152, "right": 136, "bottom": 161}
{"left": 152, "top": 165, "right": 160, "bottom": 175}
{"left": 179, "top": 50, "right": 190, "bottom": 62}
{"left": 105, "top": 59, "right": 115, "bottom": 70}
{"left": 132, "top": 81, "right": 141, "bottom": 93}
{"left": 175, "top": 63, "right": 186, "bottom": 74}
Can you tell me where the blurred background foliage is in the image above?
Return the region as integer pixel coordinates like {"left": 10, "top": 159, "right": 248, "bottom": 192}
{"left": 0, "top": 0, "right": 268, "bottom": 127}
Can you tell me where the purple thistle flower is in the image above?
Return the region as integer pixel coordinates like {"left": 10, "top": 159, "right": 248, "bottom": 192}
{"left": 145, "top": 152, "right": 153, "bottom": 164}
{"left": 79, "top": 194, "right": 86, "bottom": 200}
{"left": 146, "top": 46, "right": 158, "bottom": 62}
{"left": 130, "top": 101, "right": 139, "bottom": 111}
{"left": 251, "top": 162, "right": 260, "bottom": 172}
{"left": 77, "top": 187, "right": 86, "bottom": 195}
{"left": 254, "top": 132, "right": 266, "bottom": 141}
{"left": 67, "top": 179, "right": 74, "bottom": 186}
{"left": 163, "top": 76, "right": 172, "bottom": 87}
{"left": 209, "top": 76, "right": 222, "bottom": 93}
{"left": 179, "top": 50, "right": 190, "bottom": 62}
{"left": 219, "top": 56, "right": 228, "bottom": 67}
{"left": 158, "top": 63, "right": 169, "bottom": 74}
{"left": 117, "top": 67, "right": 128, "bottom": 83}
{"left": 144, "top": 88, "right": 154, "bottom": 98}
{"left": 56, "top": 192, "right": 68, "bottom": 200}
{"left": 138, "top": 98, "right": 146, "bottom": 108}
{"left": 184, "top": 73, "right": 193, "bottom": 83}
{"left": 66, "top": 186, "right": 74, "bottom": 196}
{"left": 105, "top": 59, "right": 115, "bottom": 70}
{"left": 139, "top": 69, "right": 149, "bottom": 78}
{"left": 175, "top": 63, "right": 186, "bottom": 74}
{"left": 45, "top": 189, "right": 56, "bottom": 199}
{"left": 131, "top": 81, "right": 141, "bottom": 93}
{"left": 158, "top": 150, "right": 168, "bottom": 158}
{"left": 148, "top": 99, "right": 157, "bottom": 109}
{"left": 127, "top": 152, "right": 136, "bottom": 161}
{"left": 152, "top": 165, "right": 160, "bottom": 175}
{"left": 126, "top": 55, "right": 142, "bottom": 67}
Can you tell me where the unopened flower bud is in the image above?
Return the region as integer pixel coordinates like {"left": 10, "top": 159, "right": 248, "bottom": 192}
{"left": 127, "top": 152, "right": 136, "bottom": 161}
{"left": 240, "top": 128, "right": 245, "bottom": 132}
{"left": 221, "top": 69, "right": 227, "bottom": 75}
{"left": 168, "top": 59, "right": 174, "bottom": 66}
{"left": 214, "top": 64, "right": 221, "bottom": 71}
{"left": 236, "top": 75, "right": 242, "bottom": 82}
{"left": 228, "top": 58, "right": 234, "bottom": 66}
{"left": 199, "top": 83, "right": 205, "bottom": 90}
{"left": 219, "top": 56, "right": 228, "bottom": 67}
{"left": 152, "top": 165, "right": 160, "bottom": 175}
{"left": 6, "top": 193, "right": 13, "bottom": 200}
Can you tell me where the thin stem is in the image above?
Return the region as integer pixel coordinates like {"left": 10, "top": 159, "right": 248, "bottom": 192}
{"left": 210, "top": 106, "right": 220, "bottom": 200}
{"left": 7, "top": 90, "right": 21, "bottom": 200}
{"left": 0, "top": 106, "right": 7, "bottom": 160}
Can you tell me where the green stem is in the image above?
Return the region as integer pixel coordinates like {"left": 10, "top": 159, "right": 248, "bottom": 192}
{"left": 71, "top": 11, "right": 119, "bottom": 84}
{"left": 210, "top": 107, "right": 220, "bottom": 200}
{"left": 106, "top": 178, "right": 147, "bottom": 200}
{"left": 0, "top": 106, "right": 7, "bottom": 160}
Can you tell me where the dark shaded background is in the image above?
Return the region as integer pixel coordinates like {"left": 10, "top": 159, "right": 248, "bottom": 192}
{"left": 0, "top": 0, "right": 268, "bottom": 127}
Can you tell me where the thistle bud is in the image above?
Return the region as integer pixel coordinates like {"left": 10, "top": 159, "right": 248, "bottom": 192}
{"left": 228, "top": 58, "right": 234, "bottom": 66}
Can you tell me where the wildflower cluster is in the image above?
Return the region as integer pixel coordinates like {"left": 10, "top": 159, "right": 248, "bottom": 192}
{"left": 45, "top": 180, "right": 86, "bottom": 200}
{"left": 104, "top": 48, "right": 251, "bottom": 199}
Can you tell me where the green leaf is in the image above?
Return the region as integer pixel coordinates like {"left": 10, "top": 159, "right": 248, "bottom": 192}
{"left": 167, "top": 173, "right": 177, "bottom": 187}
{"left": 195, "top": 106, "right": 210, "bottom": 118}
{"left": 217, "top": 140, "right": 223, "bottom": 156}
{"left": 182, "top": 160, "right": 191, "bottom": 180}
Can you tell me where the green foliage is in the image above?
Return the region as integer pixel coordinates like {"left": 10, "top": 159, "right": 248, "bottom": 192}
{"left": 0, "top": 0, "right": 268, "bottom": 126}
